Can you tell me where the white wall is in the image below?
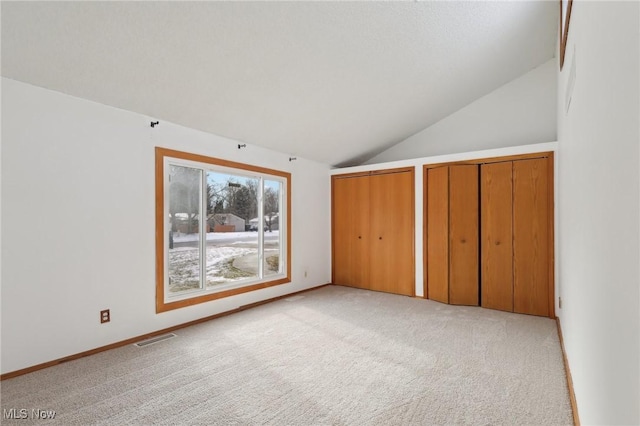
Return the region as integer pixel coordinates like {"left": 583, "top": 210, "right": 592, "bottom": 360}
{"left": 556, "top": 2, "right": 640, "bottom": 424}
{"left": 0, "top": 78, "right": 332, "bottom": 375}
{"left": 332, "top": 141, "right": 558, "bottom": 301}
{"left": 366, "top": 59, "right": 557, "bottom": 164}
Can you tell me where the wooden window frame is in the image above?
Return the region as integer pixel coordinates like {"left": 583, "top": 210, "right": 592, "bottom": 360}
{"left": 559, "top": 0, "right": 573, "bottom": 70}
{"left": 155, "top": 147, "right": 292, "bottom": 313}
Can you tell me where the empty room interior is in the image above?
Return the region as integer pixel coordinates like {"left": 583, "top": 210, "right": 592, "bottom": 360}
{"left": 1, "top": 1, "right": 639, "bottom": 425}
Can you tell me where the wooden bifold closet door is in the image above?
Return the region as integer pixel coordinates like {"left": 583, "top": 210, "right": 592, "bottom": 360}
{"left": 332, "top": 175, "right": 370, "bottom": 289}
{"left": 425, "top": 154, "right": 553, "bottom": 318}
{"left": 426, "top": 167, "right": 449, "bottom": 303}
{"left": 369, "top": 171, "right": 414, "bottom": 296}
{"left": 426, "top": 165, "right": 479, "bottom": 305}
{"left": 480, "top": 158, "right": 550, "bottom": 317}
{"left": 480, "top": 162, "right": 514, "bottom": 312}
{"left": 332, "top": 169, "right": 415, "bottom": 297}
{"left": 512, "top": 158, "right": 550, "bottom": 316}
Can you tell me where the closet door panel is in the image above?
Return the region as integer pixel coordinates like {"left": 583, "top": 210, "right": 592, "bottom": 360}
{"left": 332, "top": 176, "right": 370, "bottom": 289}
{"left": 449, "top": 165, "right": 479, "bottom": 306}
{"left": 481, "top": 162, "right": 514, "bottom": 312}
{"left": 332, "top": 177, "right": 350, "bottom": 286}
{"left": 426, "top": 167, "right": 449, "bottom": 303}
{"left": 370, "top": 171, "right": 414, "bottom": 296}
{"left": 513, "top": 158, "right": 549, "bottom": 316}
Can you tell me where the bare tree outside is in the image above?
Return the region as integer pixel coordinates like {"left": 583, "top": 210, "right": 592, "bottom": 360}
{"left": 263, "top": 180, "right": 281, "bottom": 275}
{"left": 264, "top": 186, "right": 279, "bottom": 232}
{"left": 167, "top": 167, "right": 284, "bottom": 294}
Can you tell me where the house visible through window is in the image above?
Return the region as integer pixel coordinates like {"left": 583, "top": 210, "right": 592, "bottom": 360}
{"left": 156, "top": 148, "right": 291, "bottom": 312}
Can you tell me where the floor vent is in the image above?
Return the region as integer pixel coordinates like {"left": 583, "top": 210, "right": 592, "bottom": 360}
{"left": 134, "top": 333, "right": 176, "bottom": 348}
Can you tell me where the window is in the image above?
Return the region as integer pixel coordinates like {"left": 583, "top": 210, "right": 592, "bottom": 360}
{"left": 155, "top": 148, "right": 291, "bottom": 312}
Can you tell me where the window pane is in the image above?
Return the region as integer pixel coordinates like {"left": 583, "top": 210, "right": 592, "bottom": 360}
{"left": 157, "top": 148, "right": 291, "bottom": 312}
{"left": 168, "top": 165, "right": 202, "bottom": 294}
{"left": 263, "top": 180, "right": 282, "bottom": 276}
{"left": 205, "top": 171, "right": 259, "bottom": 287}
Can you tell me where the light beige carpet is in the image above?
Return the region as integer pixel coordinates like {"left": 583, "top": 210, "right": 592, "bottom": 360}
{"left": 1, "top": 286, "right": 573, "bottom": 425}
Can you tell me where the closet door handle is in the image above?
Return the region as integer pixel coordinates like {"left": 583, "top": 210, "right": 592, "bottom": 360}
{"left": 379, "top": 236, "right": 382, "bottom": 240}
{"left": 358, "top": 236, "right": 362, "bottom": 239}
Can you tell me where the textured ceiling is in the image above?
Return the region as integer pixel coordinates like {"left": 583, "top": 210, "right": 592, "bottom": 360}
{"left": 1, "top": 1, "right": 557, "bottom": 167}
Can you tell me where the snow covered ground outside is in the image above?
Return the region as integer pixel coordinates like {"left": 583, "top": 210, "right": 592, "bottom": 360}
{"left": 173, "top": 230, "right": 279, "bottom": 243}
{"left": 169, "top": 231, "right": 280, "bottom": 293}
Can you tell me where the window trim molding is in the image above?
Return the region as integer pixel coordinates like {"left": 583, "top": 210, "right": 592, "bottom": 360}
{"left": 155, "top": 147, "right": 292, "bottom": 313}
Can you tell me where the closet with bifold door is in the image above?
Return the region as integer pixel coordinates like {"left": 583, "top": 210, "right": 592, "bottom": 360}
{"left": 425, "top": 153, "right": 554, "bottom": 318}
{"left": 332, "top": 167, "right": 415, "bottom": 297}
{"left": 426, "top": 165, "right": 479, "bottom": 306}
{"left": 481, "top": 157, "right": 551, "bottom": 317}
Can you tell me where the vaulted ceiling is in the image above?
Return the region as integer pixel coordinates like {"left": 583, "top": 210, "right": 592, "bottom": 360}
{"left": 1, "top": 1, "right": 558, "bottom": 167}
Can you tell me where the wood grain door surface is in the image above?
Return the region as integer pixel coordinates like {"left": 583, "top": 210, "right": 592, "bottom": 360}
{"left": 423, "top": 154, "right": 553, "bottom": 317}
{"left": 369, "top": 171, "right": 414, "bottom": 296}
{"left": 332, "top": 175, "right": 370, "bottom": 289}
{"left": 481, "top": 162, "right": 514, "bottom": 312}
{"left": 449, "top": 165, "right": 479, "bottom": 306}
{"left": 513, "top": 158, "right": 549, "bottom": 316}
{"left": 426, "top": 166, "right": 449, "bottom": 303}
